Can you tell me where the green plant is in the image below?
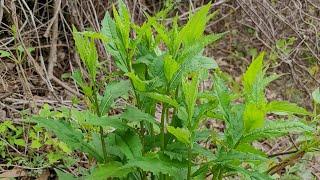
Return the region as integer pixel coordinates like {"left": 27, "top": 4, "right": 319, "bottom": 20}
{"left": 198, "top": 52, "right": 312, "bottom": 179}
{"left": 30, "top": 1, "right": 313, "bottom": 179}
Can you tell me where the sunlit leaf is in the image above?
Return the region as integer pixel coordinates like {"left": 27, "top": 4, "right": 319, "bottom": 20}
{"left": 167, "top": 126, "right": 191, "bottom": 145}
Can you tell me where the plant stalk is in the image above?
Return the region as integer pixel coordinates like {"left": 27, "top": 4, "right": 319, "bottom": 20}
{"left": 93, "top": 85, "right": 108, "bottom": 163}
{"left": 187, "top": 145, "right": 192, "bottom": 180}
{"left": 160, "top": 104, "right": 167, "bottom": 151}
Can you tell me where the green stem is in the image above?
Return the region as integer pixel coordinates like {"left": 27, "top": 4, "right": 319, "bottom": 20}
{"left": 160, "top": 104, "right": 167, "bottom": 151}
{"left": 93, "top": 85, "right": 108, "bottom": 163}
{"left": 160, "top": 104, "right": 167, "bottom": 180}
{"left": 187, "top": 145, "right": 192, "bottom": 180}
{"left": 99, "top": 126, "right": 107, "bottom": 162}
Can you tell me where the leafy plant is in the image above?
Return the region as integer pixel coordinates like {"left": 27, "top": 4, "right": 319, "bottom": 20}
{"left": 30, "top": 1, "right": 314, "bottom": 179}
{"left": 201, "top": 52, "right": 312, "bottom": 179}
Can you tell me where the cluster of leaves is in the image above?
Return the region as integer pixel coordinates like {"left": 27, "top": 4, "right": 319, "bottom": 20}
{"left": 0, "top": 110, "right": 76, "bottom": 173}
{"left": 30, "top": 1, "right": 316, "bottom": 179}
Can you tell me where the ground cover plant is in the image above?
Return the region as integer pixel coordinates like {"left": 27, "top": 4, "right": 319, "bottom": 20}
{"left": 0, "top": 0, "right": 320, "bottom": 179}
{"left": 25, "top": 1, "right": 319, "bottom": 179}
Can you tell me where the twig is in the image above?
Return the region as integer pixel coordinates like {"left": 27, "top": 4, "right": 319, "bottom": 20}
{"left": 51, "top": 76, "right": 82, "bottom": 97}
{"left": 44, "top": 0, "right": 61, "bottom": 37}
{"left": 0, "top": 0, "right": 4, "bottom": 25}
{"left": 268, "top": 151, "right": 305, "bottom": 175}
{"left": 47, "top": 0, "right": 61, "bottom": 79}
{"left": 268, "top": 150, "right": 298, "bottom": 158}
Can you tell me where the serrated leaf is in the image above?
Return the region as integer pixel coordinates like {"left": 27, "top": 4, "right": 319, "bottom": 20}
{"left": 73, "top": 27, "right": 98, "bottom": 81}
{"left": 266, "top": 101, "right": 310, "bottom": 115}
{"left": 101, "top": 11, "right": 128, "bottom": 72}
{"left": 114, "top": 130, "right": 142, "bottom": 160}
{"left": 55, "top": 169, "right": 77, "bottom": 180}
{"left": 99, "top": 80, "right": 131, "bottom": 115}
{"left": 192, "top": 164, "right": 209, "bottom": 178}
{"left": 170, "top": 53, "right": 219, "bottom": 89}
{"left": 79, "top": 31, "right": 108, "bottom": 42}
{"left": 182, "top": 73, "right": 200, "bottom": 123}
{"left": 113, "top": 0, "right": 131, "bottom": 49}
{"left": 120, "top": 106, "right": 158, "bottom": 126}
{"left": 88, "top": 162, "right": 133, "bottom": 179}
{"left": 214, "top": 150, "right": 267, "bottom": 164}
{"left": 243, "top": 52, "right": 265, "bottom": 94}
{"left": 123, "top": 155, "right": 183, "bottom": 176}
{"left": 72, "top": 70, "right": 91, "bottom": 96}
{"left": 143, "top": 92, "right": 179, "bottom": 107}
{"left": 164, "top": 55, "right": 179, "bottom": 81}
{"left": 227, "top": 165, "right": 272, "bottom": 180}
{"left": 312, "top": 87, "right": 320, "bottom": 104}
{"left": 31, "top": 117, "right": 103, "bottom": 162}
{"left": 212, "top": 75, "right": 231, "bottom": 121}
{"left": 167, "top": 126, "right": 190, "bottom": 144}
{"left": 177, "top": 33, "right": 225, "bottom": 64}
{"left": 236, "top": 143, "right": 267, "bottom": 157}
{"left": 71, "top": 110, "right": 128, "bottom": 130}
{"left": 241, "top": 120, "right": 312, "bottom": 143}
{"left": 126, "top": 72, "right": 147, "bottom": 92}
{"left": 243, "top": 103, "right": 266, "bottom": 132}
{"left": 177, "top": 3, "right": 211, "bottom": 47}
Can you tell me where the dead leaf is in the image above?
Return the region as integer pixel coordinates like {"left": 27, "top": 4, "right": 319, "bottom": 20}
{"left": 0, "top": 168, "right": 27, "bottom": 178}
{"left": 36, "top": 169, "right": 51, "bottom": 180}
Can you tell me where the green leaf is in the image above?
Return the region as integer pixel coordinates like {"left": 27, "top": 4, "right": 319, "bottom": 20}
{"left": 55, "top": 169, "right": 77, "bottom": 180}
{"left": 79, "top": 31, "right": 108, "bottom": 42}
{"left": 177, "top": 33, "right": 225, "bottom": 64}
{"left": 101, "top": 11, "right": 128, "bottom": 72}
{"left": 114, "top": 130, "right": 142, "bottom": 160}
{"left": 0, "top": 50, "right": 11, "bottom": 58}
{"left": 88, "top": 162, "right": 133, "bottom": 179}
{"left": 72, "top": 27, "right": 98, "bottom": 80}
{"left": 113, "top": 0, "right": 131, "bottom": 49}
{"left": 236, "top": 143, "right": 266, "bottom": 157}
{"left": 143, "top": 92, "right": 179, "bottom": 107}
{"left": 192, "top": 164, "right": 209, "bottom": 178}
{"left": 30, "top": 139, "right": 42, "bottom": 149}
{"left": 123, "top": 155, "right": 183, "bottom": 176}
{"left": 227, "top": 165, "right": 272, "bottom": 180}
{"left": 167, "top": 126, "right": 191, "bottom": 145}
{"left": 214, "top": 150, "right": 267, "bottom": 164}
{"left": 120, "top": 106, "right": 158, "bottom": 126}
{"left": 31, "top": 117, "right": 103, "bottom": 162}
{"left": 182, "top": 73, "right": 200, "bottom": 123}
{"left": 71, "top": 110, "right": 128, "bottom": 130}
{"left": 72, "top": 70, "right": 93, "bottom": 97}
{"left": 170, "top": 54, "right": 219, "bottom": 89}
{"left": 177, "top": 3, "right": 212, "bottom": 47}
{"left": 17, "top": 45, "right": 35, "bottom": 53}
{"left": 164, "top": 55, "right": 179, "bottom": 81}
{"left": 212, "top": 75, "right": 231, "bottom": 121}
{"left": 126, "top": 72, "right": 147, "bottom": 92}
{"left": 14, "top": 139, "right": 26, "bottom": 146}
{"left": 243, "top": 52, "right": 265, "bottom": 94}
{"left": 266, "top": 101, "right": 310, "bottom": 115}
{"left": 241, "top": 120, "right": 312, "bottom": 143}
{"left": 99, "top": 80, "right": 131, "bottom": 115}
{"left": 312, "top": 87, "right": 320, "bottom": 104}
{"left": 243, "top": 103, "right": 266, "bottom": 132}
